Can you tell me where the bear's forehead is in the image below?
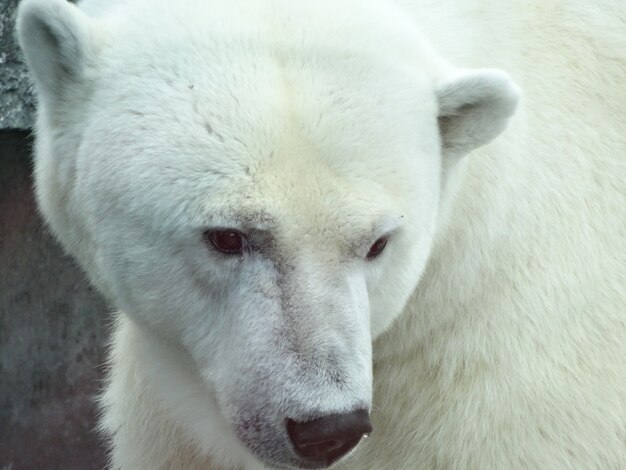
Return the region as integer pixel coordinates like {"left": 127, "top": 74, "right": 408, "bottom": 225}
{"left": 85, "top": 1, "right": 440, "bottom": 234}
{"left": 92, "top": 0, "right": 439, "bottom": 173}
{"left": 88, "top": 50, "right": 434, "bottom": 226}
{"left": 93, "top": 40, "right": 434, "bottom": 166}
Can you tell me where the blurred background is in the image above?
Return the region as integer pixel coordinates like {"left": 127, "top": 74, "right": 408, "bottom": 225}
{"left": 1, "top": 0, "right": 110, "bottom": 468}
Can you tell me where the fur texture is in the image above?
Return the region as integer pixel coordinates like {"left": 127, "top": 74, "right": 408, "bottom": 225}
{"left": 16, "top": 0, "right": 626, "bottom": 468}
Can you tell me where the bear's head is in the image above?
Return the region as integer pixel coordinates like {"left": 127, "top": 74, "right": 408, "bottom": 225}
{"left": 17, "top": 0, "right": 519, "bottom": 468}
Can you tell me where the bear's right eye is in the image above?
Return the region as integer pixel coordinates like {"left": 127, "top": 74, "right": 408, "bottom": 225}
{"left": 366, "top": 236, "right": 388, "bottom": 260}
{"left": 204, "top": 229, "right": 246, "bottom": 255}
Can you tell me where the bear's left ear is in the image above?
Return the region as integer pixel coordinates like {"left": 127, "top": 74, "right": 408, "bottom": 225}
{"left": 436, "top": 69, "right": 521, "bottom": 158}
{"left": 16, "top": 0, "right": 99, "bottom": 106}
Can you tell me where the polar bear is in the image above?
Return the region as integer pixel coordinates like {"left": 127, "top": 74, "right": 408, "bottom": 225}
{"left": 16, "top": 0, "right": 625, "bottom": 468}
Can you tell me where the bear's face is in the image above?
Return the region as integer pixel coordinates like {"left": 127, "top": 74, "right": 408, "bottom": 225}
{"left": 79, "top": 38, "right": 440, "bottom": 467}
{"left": 17, "top": 0, "right": 519, "bottom": 467}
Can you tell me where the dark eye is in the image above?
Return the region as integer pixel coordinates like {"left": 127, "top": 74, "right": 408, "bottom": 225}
{"left": 205, "top": 229, "right": 245, "bottom": 255}
{"left": 366, "top": 236, "right": 388, "bottom": 260}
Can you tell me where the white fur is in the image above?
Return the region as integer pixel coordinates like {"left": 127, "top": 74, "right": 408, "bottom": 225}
{"left": 16, "top": 0, "right": 626, "bottom": 468}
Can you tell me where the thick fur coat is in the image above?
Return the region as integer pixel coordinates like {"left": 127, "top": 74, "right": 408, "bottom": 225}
{"left": 16, "top": 0, "right": 626, "bottom": 468}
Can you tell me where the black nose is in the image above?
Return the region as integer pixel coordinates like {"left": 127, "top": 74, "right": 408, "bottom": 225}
{"left": 287, "top": 409, "right": 372, "bottom": 466}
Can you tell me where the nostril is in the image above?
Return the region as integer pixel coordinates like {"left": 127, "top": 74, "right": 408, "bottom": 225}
{"left": 287, "top": 409, "right": 372, "bottom": 466}
{"left": 298, "top": 438, "right": 343, "bottom": 454}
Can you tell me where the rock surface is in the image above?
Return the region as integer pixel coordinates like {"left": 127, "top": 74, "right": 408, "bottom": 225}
{"left": 1, "top": 0, "right": 35, "bottom": 130}
{"left": 0, "top": 131, "right": 109, "bottom": 469}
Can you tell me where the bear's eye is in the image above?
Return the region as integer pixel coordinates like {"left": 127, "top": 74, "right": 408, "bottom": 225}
{"left": 366, "top": 236, "right": 388, "bottom": 260}
{"left": 205, "top": 229, "right": 246, "bottom": 255}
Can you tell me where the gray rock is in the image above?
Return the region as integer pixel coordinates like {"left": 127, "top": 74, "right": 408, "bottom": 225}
{"left": 0, "top": 131, "right": 109, "bottom": 469}
{"left": 1, "top": 0, "right": 36, "bottom": 130}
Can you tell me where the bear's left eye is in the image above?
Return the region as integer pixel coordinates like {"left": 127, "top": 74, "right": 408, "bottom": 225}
{"left": 204, "top": 229, "right": 246, "bottom": 255}
{"left": 366, "top": 236, "right": 388, "bottom": 260}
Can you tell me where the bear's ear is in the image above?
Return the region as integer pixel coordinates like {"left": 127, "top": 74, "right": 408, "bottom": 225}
{"left": 436, "top": 69, "right": 521, "bottom": 158}
{"left": 16, "top": 0, "right": 98, "bottom": 103}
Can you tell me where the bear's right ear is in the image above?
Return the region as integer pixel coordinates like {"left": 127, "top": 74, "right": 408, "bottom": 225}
{"left": 16, "top": 0, "right": 98, "bottom": 103}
